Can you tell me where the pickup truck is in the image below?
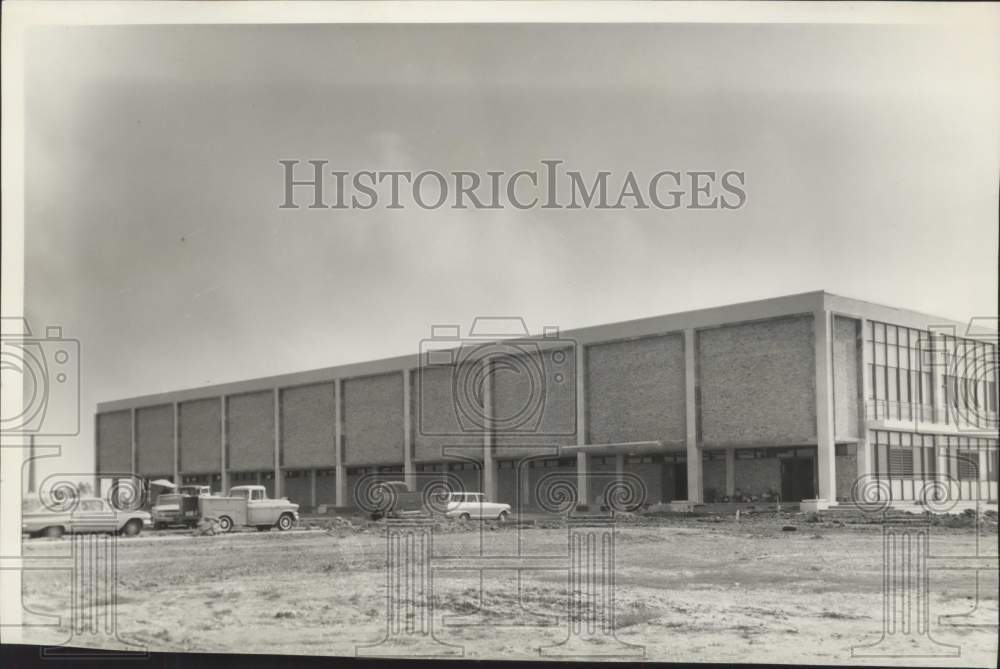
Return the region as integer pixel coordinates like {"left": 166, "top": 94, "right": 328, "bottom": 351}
{"left": 152, "top": 485, "right": 212, "bottom": 529}
{"left": 199, "top": 485, "right": 299, "bottom": 532}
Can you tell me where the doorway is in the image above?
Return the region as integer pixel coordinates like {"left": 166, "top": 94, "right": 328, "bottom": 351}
{"left": 671, "top": 462, "right": 688, "bottom": 501}
{"left": 780, "top": 457, "right": 815, "bottom": 501}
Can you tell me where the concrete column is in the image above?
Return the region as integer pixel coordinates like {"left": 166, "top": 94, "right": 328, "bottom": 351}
{"left": 403, "top": 370, "right": 416, "bottom": 491}
{"left": 978, "top": 449, "right": 989, "bottom": 499}
{"left": 130, "top": 407, "right": 137, "bottom": 476}
{"left": 481, "top": 360, "right": 496, "bottom": 501}
{"left": 815, "top": 310, "right": 837, "bottom": 502}
{"left": 220, "top": 396, "right": 229, "bottom": 494}
{"left": 483, "top": 359, "right": 495, "bottom": 500}
{"left": 310, "top": 469, "right": 317, "bottom": 508}
{"left": 575, "top": 344, "right": 589, "bottom": 508}
{"left": 615, "top": 454, "right": 624, "bottom": 481}
{"left": 725, "top": 448, "right": 735, "bottom": 496}
{"left": 857, "top": 318, "right": 872, "bottom": 481}
{"left": 930, "top": 330, "right": 946, "bottom": 424}
{"left": 684, "top": 328, "right": 703, "bottom": 503}
{"left": 27, "top": 435, "right": 36, "bottom": 494}
{"left": 576, "top": 452, "right": 590, "bottom": 509}
{"left": 172, "top": 402, "right": 180, "bottom": 484}
{"left": 521, "top": 461, "right": 533, "bottom": 509}
{"left": 273, "top": 388, "right": 282, "bottom": 498}
{"left": 335, "top": 378, "right": 347, "bottom": 507}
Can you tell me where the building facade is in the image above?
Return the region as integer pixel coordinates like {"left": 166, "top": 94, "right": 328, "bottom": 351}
{"left": 94, "top": 292, "right": 999, "bottom": 509}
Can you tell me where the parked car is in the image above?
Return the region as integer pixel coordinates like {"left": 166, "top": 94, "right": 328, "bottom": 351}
{"left": 443, "top": 492, "right": 511, "bottom": 521}
{"left": 151, "top": 485, "right": 212, "bottom": 529}
{"left": 198, "top": 485, "right": 299, "bottom": 532}
{"left": 22, "top": 497, "right": 152, "bottom": 538}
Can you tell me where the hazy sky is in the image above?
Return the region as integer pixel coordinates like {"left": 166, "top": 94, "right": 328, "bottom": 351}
{"left": 23, "top": 22, "right": 999, "bottom": 478}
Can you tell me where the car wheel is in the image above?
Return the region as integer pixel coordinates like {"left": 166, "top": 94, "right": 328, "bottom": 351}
{"left": 497, "top": 510, "right": 509, "bottom": 523}
{"left": 121, "top": 519, "right": 142, "bottom": 537}
{"left": 459, "top": 513, "right": 471, "bottom": 522}
{"left": 218, "top": 516, "right": 234, "bottom": 533}
{"left": 43, "top": 526, "right": 64, "bottom": 539}
{"left": 277, "top": 514, "right": 294, "bottom": 531}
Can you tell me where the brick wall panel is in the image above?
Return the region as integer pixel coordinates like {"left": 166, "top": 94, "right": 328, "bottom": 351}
{"left": 493, "top": 346, "right": 576, "bottom": 449}
{"left": 227, "top": 391, "right": 275, "bottom": 472}
{"left": 835, "top": 451, "right": 858, "bottom": 502}
{"left": 833, "top": 317, "right": 860, "bottom": 439}
{"left": 343, "top": 373, "right": 404, "bottom": 465}
{"left": 413, "top": 365, "right": 480, "bottom": 462}
{"left": 281, "top": 382, "right": 336, "bottom": 468}
{"left": 703, "top": 460, "right": 726, "bottom": 500}
{"left": 587, "top": 334, "right": 685, "bottom": 446}
{"left": 135, "top": 405, "right": 173, "bottom": 476}
{"left": 97, "top": 410, "right": 131, "bottom": 474}
{"left": 733, "top": 458, "right": 781, "bottom": 496}
{"left": 698, "top": 316, "right": 816, "bottom": 445}
{"left": 179, "top": 398, "right": 221, "bottom": 474}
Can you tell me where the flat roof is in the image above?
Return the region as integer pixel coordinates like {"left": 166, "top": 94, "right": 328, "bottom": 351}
{"left": 96, "top": 290, "right": 987, "bottom": 413}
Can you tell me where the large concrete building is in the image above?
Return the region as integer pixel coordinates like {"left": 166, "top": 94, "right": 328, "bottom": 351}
{"left": 94, "top": 291, "right": 999, "bottom": 510}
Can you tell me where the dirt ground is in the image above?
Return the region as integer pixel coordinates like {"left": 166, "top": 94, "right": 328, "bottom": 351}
{"left": 18, "top": 513, "right": 999, "bottom": 665}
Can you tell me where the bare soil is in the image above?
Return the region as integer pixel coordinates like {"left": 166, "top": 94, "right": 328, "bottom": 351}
{"left": 19, "top": 514, "right": 999, "bottom": 665}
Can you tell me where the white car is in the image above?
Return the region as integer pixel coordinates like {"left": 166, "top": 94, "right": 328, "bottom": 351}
{"left": 443, "top": 492, "right": 511, "bottom": 522}
{"left": 22, "top": 497, "right": 152, "bottom": 538}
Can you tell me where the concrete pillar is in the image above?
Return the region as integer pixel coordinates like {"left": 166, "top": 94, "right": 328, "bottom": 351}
{"left": 335, "top": 379, "right": 347, "bottom": 507}
{"left": 615, "top": 454, "right": 624, "bottom": 482}
{"left": 403, "top": 370, "right": 416, "bottom": 491}
{"left": 684, "top": 328, "right": 703, "bottom": 503}
{"left": 172, "top": 402, "right": 180, "bottom": 484}
{"left": 480, "top": 359, "right": 496, "bottom": 500}
{"left": 273, "top": 388, "right": 282, "bottom": 498}
{"left": 575, "top": 344, "right": 589, "bottom": 508}
{"left": 220, "top": 396, "right": 229, "bottom": 494}
{"left": 978, "top": 449, "right": 989, "bottom": 499}
{"left": 576, "top": 452, "right": 590, "bottom": 510}
{"left": 725, "top": 449, "right": 735, "bottom": 496}
{"left": 857, "top": 318, "right": 872, "bottom": 481}
{"left": 930, "top": 330, "right": 946, "bottom": 424}
{"left": 27, "top": 435, "right": 36, "bottom": 494}
{"left": 310, "top": 469, "right": 317, "bottom": 508}
{"left": 129, "top": 407, "right": 137, "bottom": 476}
{"left": 815, "top": 310, "right": 837, "bottom": 502}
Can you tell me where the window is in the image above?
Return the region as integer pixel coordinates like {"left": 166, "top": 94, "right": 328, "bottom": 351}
{"left": 957, "top": 454, "right": 978, "bottom": 481}
{"left": 80, "top": 500, "right": 105, "bottom": 512}
{"left": 888, "top": 449, "right": 913, "bottom": 477}
{"left": 868, "top": 322, "right": 946, "bottom": 422}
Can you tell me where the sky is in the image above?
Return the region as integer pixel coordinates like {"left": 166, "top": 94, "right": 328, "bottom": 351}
{"left": 21, "top": 21, "right": 1000, "bottom": 481}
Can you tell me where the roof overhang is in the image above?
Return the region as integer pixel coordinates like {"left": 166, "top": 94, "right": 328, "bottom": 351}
{"left": 559, "top": 441, "right": 666, "bottom": 457}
